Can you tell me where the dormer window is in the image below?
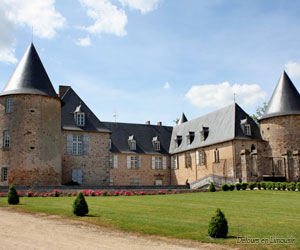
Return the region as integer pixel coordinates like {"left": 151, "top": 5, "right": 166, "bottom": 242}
{"left": 240, "top": 118, "right": 251, "bottom": 136}
{"left": 152, "top": 136, "right": 160, "bottom": 151}
{"left": 175, "top": 135, "right": 182, "bottom": 147}
{"left": 128, "top": 135, "right": 136, "bottom": 150}
{"left": 187, "top": 132, "right": 195, "bottom": 144}
{"left": 200, "top": 126, "right": 209, "bottom": 141}
{"left": 74, "top": 104, "right": 85, "bottom": 127}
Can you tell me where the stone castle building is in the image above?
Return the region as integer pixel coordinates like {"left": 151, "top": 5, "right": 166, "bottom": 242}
{"left": 0, "top": 43, "right": 299, "bottom": 188}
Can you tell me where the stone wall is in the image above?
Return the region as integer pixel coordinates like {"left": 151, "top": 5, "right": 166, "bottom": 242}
{"left": 0, "top": 94, "right": 62, "bottom": 186}
{"left": 110, "top": 154, "right": 170, "bottom": 185}
{"left": 61, "top": 131, "right": 110, "bottom": 185}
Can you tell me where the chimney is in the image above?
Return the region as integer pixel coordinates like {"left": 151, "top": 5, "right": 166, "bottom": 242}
{"left": 146, "top": 121, "right": 150, "bottom": 125}
{"left": 59, "top": 85, "right": 71, "bottom": 97}
{"left": 157, "top": 122, "right": 162, "bottom": 126}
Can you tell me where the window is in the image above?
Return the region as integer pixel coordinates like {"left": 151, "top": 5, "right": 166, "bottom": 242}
{"left": 72, "top": 135, "right": 83, "bottom": 155}
{"left": 185, "top": 152, "right": 192, "bottom": 168}
{"left": 200, "top": 126, "right": 209, "bottom": 141}
{"left": 76, "top": 113, "right": 85, "bottom": 126}
{"left": 214, "top": 149, "right": 220, "bottom": 163}
{"left": 131, "top": 156, "right": 139, "bottom": 169}
{"left": 175, "top": 136, "right": 182, "bottom": 147}
{"left": 171, "top": 155, "right": 178, "bottom": 169}
{"left": 109, "top": 155, "right": 113, "bottom": 168}
{"left": 6, "top": 98, "right": 12, "bottom": 113}
{"left": 130, "top": 178, "right": 139, "bottom": 185}
{"left": 152, "top": 137, "right": 160, "bottom": 151}
{"left": 155, "top": 178, "right": 163, "bottom": 185}
{"left": 196, "top": 150, "right": 205, "bottom": 165}
{"left": 109, "top": 177, "right": 114, "bottom": 186}
{"left": 109, "top": 155, "right": 118, "bottom": 169}
{"left": 3, "top": 130, "right": 10, "bottom": 149}
{"left": 187, "top": 132, "right": 195, "bottom": 144}
{"left": 155, "top": 157, "right": 162, "bottom": 170}
{"left": 128, "top": 135, "right": 136, "bottom": 150}
{"left": 1, "top": 167, "right": 7, "bottom": 182}
{"left": 244, "top": 124, "right": 251, "bottom": 136}
{"left": 72, "top": 169, "right": 83, "bottom": 184}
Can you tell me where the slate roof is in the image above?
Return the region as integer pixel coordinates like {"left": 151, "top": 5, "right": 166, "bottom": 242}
{"left": 60, "top": 87, "right": 110, "bottom": 133}
{"left": 169, "top": 103, "right": 262, "bottom": 154}
{"left": 178, "top": 113, "right": 188, "bottom": 124}
{"left": 0, "top": 43, "right": 57, "bottom": 98}
{"left": 261, "top": 71, "right": 300, "bottom": 120}
{"left": 103, "top": 122, "right": 173, "bottom": 154}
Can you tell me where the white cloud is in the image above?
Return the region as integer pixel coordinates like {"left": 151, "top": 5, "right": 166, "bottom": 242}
{"left": 80, "top": 0, "right": 128, "bottom": 37}
{"left": 0, "top": 0, "right": 65, "bottom": 64}
{"left": 118, "top": 0, "right": 162, "bottom": 14}
{"left": 75, "top": 36, "right": 91, "bottom": 47}
{"left": 285, "top": 61, "right": 300, "bottom": 79}
{"left": 186, "top": 82, "right": 267, "bottom": 109}
{"left": 164, "top": 82, "right": 170, "bottom": 89}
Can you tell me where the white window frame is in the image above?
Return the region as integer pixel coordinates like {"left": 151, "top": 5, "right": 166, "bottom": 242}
{"left": 6, "top": 98, "right": 12, "bottom": 113}
{"left": 1, "top": 167, "right": 8, "bottom": 182}
{"left": 153, "top": 141, "right": 160, "bottom": 151}
{"left": 155, "top": 156, "right": 163, "bottom": 170}
{"left": 129, "top": 140, "right": 136, "bottom": 150}
{"left": 155, "top": 178, "right": 163, "bottom": 185}
{"left": 72, "top": 135, "right": 83, "bottom": 155}
{"left": 199, "top": 151, "right": 205, "bottom": 165}
{"left": 131, "top": 156, "right": 139, "bottom": 169}
{"left": 76, "top": 112, "right": 85, "bottom": 126}
{"left": 3, "top": 130, "right": 10, "bottom": 150}
{"left": 244, "top": 124, "right": 251, "bottom": 136}
{"left": 185, "top": 152, "right": 192, "bottom": 168}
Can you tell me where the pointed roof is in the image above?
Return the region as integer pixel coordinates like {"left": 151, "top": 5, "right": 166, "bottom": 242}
{"left": 261, "top": 71, "right": 300, "bottom": 120}
{"left": 0, "top": 43, "right": 57, "bottom": 98}
{"left": 178, "top": 112, "right": 188, "bottom": 125}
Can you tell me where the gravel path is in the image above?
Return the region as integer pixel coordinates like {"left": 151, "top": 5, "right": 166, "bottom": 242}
{"left": 0, "top": 208, "right": 237, "bottom": 250}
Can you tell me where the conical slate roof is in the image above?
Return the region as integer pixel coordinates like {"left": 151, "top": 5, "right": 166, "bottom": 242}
{"left": 261, "top": 71, "right": 300, "bottom": 120}
{"left": 178, "top": 113, "right": 188, "bottom": 125}
{"left": 0, "top": 43, "right": 57, "bottom": 98}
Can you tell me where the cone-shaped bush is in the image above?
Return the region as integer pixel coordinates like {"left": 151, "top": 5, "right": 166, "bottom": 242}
{"left": 209, "top": 182, "right": 216, "bottom": 192}
{"left": 8, "top": 185, "right": 19, "bottom": 205}
{"left": 73, "top": 191, "right": 88, "bottom": 216}
{"left": 208, "top": 208, "right": 228, "bottom": 238}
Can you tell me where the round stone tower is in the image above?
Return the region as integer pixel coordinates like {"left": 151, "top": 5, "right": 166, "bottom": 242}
{"left": 0, "top": 43, "right": 62, "bottom": 186}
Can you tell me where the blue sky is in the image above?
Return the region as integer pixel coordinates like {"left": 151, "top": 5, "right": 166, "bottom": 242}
{"left": 1, "top": 0, "right": 300, "bottom": 125}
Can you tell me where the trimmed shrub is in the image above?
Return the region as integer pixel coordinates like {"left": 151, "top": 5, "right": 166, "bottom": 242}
{"left": 272, "top": 182, "right": 276, "bottom": 190}
{"left": 288, "top": 183, "right": 296, "bottom": 191}
{"left": 276, "top": 182, "right": 281, "bottom": 191}
{"left": 249, "top": 182, "right": 255, "bottom": 190}
{"left": 267, "top": 182, "right": 273, "bottom": 190}
{"left": 256, "top": 182, "right": 261, "bottom": 190}
{"left": 297, "top": 182, "right": 300, "bottom": 191}
{"left": 221, "top": 184, "right": 229, "bottom": 191}
{"left": 208, "top": 208, "right": 228, "bottom": 238}
{"left": 72, "top": 191, "right": 89, "bottom": 216}
{"left": 8, "top": 185, "right": 19, "bottom": 205}
{"left": 209, "top": 182, "right": 216, "bottom": 192}
{"left": 281, "top": 182, "right": 287, "bottom": 191}
{"left": 261, "top": 182, "right": 267, "bottom": 190}
{"left": 229, "top": 184, "right": 235, "bottom": 191}
{"left": 235, "top": 183, "right": 241, "bottom": 191}
{"left": 241, "top": 182, "right": 248, "bottom": 190}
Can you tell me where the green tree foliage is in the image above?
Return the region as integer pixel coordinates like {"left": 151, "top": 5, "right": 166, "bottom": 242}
{"left": 209, "top": 182, "right": 216, "bottom": 192}
{"left": 73, "top": 191, "right": 89, "bottom": 216}
{"left": 208, "top": 208, "right": 228, "bottom": 238}
{"left": 250, "top": 102, "right": 268, "bottom": 122}
{"left": 8, "top": 185, "right": 19, "bottom": 205}
{"left": 221, "top": 184, "right": 229, "bottom": 191}
{"left": 235, "top": 183, "right": 241, "bottom": 190}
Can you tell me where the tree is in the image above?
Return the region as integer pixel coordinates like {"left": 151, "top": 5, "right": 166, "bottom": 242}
{"left": 250, "top": 102, "right": 268, "bottom": 122}
{"left": 173, "top": 118, "right": 179, "bottom": 124}
{"left": 209, "top": 182, "right": 216, "bottom": 192}
{"left": 208, "top": 208, "right": 228, "bottom": 238}
{"left": 8, "top": 185, "right": 19, "bottom": 205}
{"left": 73, "top": 191, "right": 89, "bottom": 216}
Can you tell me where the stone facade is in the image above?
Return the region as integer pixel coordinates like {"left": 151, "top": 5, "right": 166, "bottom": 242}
{"left": 0, "top": 95, "right": 62, "bottom": 186}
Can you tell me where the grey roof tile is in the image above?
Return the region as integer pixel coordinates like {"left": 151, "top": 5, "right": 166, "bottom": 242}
{"left": 261, "top": 71, "right": 300, "bottom": 120}
{"left": 61, "top": 87, "right": 110, "bottom": 133}
{"left": 0, "top": 43, "right": 57, "bottom": 98}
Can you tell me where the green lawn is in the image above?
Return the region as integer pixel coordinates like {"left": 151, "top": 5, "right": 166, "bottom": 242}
{"left": 0, "top": 191, "right": 299, "bottom": 249}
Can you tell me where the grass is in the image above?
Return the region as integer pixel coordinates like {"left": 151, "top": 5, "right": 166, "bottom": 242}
{"left": 0, "top": 190, "right": 299, "bottom": 249}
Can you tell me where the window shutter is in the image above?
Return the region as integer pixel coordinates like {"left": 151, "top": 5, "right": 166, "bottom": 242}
{"left": 67, "top": 134, "right": 73, "bottom": 154}
{"left": 171, "top": 156, "right": 173, "bottom": 169}
{"left": 127, "top": 156, "right": 131, "bottom": 169}
{"left": 175, "top": 155, "right": 178, "bottom": 169}
{"left": 138, "top": 156, "right": 142, "bottom": 169}
{"left": 152, "top": 156, "right": 155, "bottom": 169}
{"left": 72, "top": 169, "right": 77, "bottom": 182}
{"left": 78, "top": 169, "right": 83, "bottom": 184}
{"left": 196, "top": 150, "right": 199, "bottom": 165}
{"left": 83, "top": 135, "right": 89, "bottom": 155}
{"left": 113, "top": 155, "right": 118, "bottom": 168}
{"left": 163, "top": 156, "right": 167, "bottom": 170}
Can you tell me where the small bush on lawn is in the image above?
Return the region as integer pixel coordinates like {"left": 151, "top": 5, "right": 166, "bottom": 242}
{"left": 296, "top": 182, "right": 300, "bottom": 191}
{"left": 221, "top": 184, "right": 229, "bottom": 191}
{"left": 208, "top": 208, "right": 228, "bottom": 238}
{"left": 73, "top": 191, "right": 89, "bottom": 216}
{"left": 8, "top": 185, "right": 19, "bottom": 205}
{"left": 267, "top": 182, "right": 273, "bottom": 190}
{"left": 229, "top": 184, "right": 235, "bottom": 191}
{"left": 276, "top": 182, "right": 281, "bottom": 191}
{"left": 281, "top": 182, "right": 287, "bottom": 191}
{"left": 288, "top": 183, "right": 296, "bottom": 191}
{"left": 241, "top": 183, "right": 248, "bottom": 190}
{"left": 249, "top": 182, "right": 255, "bottom": 190}
{"left": 261, "top": 182, "right": 267, "bottom": 190}
{"left": 256, "top": 182, "right": 261, "bottom": 190}
{"left": 209, "top": 182, "right": 216, "bottom": 192}
{"left": 235, "top": 183, "right": 241, "bottom": 191}
{"left": 272, "top": 182, "right": 276, "bottom": 190}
